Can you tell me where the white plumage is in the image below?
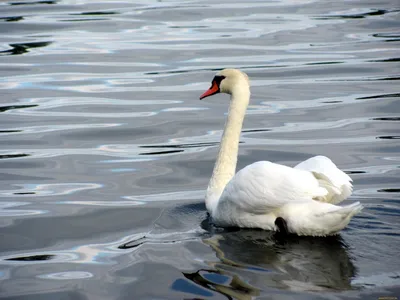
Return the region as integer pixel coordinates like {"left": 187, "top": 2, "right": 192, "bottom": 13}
{"left": 200, "top": 69, "right": 363, "bottom": 236}
{"left": 295, "top": 155, "right": 353, "bottom": 204}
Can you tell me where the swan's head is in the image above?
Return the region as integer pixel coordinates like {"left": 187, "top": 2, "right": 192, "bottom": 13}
{"left": 200, "top": 69, "right": 250, "bottom": 100}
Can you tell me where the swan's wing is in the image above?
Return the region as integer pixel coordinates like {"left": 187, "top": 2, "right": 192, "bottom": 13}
{"left": 294, "top": 156, "right": 353, "bottom": 204}
{"left": 218, "top": 161, "right": 328, "bottom": 214}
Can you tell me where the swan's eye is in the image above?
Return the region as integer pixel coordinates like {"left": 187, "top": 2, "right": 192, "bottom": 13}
{"left": 213, "top": 75, "right": 225, "bottom": 87}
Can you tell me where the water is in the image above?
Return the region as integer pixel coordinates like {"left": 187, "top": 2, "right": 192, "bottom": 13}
{"left": 0, "top": 0, "right": 399, "bottom": 299}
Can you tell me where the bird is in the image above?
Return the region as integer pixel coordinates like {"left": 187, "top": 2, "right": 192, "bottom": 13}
{"left": 199, "top": 68, "right": 363, "bottom": 236}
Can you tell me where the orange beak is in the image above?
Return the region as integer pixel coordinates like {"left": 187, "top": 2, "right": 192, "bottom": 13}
{"left": 200, "top": 81, "right": 220, "bottom": 100}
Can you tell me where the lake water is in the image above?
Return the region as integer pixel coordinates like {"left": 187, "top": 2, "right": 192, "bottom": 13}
{"left": 0, "top": 0, "right": 399, "bottom": 299}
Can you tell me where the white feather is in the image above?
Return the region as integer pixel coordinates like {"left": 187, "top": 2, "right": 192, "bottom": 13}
{"left": 212, "top": 160, "right": 362, "bottom": 235}
{"left": 294, "top": 156, "right": 353, "bottom": 204}
{"left": 279, "top": 201, "right": 363, "bottom": 236}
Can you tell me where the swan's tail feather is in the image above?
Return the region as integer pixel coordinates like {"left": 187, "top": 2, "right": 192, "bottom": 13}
{"left": 315, "top": 202, "right": 363, "bottom": 235}
{"left": 340, "top": 201, "right": 363, "bottom": 215}
{"left": 281, "top": 201, "right": 363, "bottom": 236}
{"left": 318, "top": 201, "right": 363, "bottom": 217}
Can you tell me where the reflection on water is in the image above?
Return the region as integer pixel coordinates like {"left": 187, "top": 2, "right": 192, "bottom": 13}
{"left": 0, "top": 41, "right": 52, "bottom": 56}
{"left": 6, "top": 254, "right": 55, "bottom": 261}
{"left": 314, "top": 8, "right": 396, "bottom": 20}
{"left": 193, "top": 230, "right": 356, "bottom": 297}
{"left": 182, "top": 269, "right": 260, "bottom": 300}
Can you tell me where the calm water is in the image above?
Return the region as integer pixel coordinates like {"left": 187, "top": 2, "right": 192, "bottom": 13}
{"left": 1, "top": 0, "right": 399, "bottom": 299}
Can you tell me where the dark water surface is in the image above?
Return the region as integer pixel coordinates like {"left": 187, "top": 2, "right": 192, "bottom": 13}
{"left": 1, "top": 0, "right": 400, "bottom": 299}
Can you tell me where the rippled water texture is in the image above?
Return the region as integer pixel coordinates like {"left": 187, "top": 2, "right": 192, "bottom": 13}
{"left": 1, "top": 0, "right": 399, "bottom": 299}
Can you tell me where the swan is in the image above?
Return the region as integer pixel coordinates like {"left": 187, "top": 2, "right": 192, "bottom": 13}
{"left": 199, "top": 69, "right": 363, "bottom": 236}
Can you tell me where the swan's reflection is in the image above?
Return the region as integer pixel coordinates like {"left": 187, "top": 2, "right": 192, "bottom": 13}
{"left": 185, "top": 227, "right": 356, "bottom": 298}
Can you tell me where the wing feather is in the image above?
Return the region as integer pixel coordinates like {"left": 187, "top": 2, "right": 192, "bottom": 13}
{"left": 294, "top": 156, "right": 353, "bottom": 204}
{"left": 218, "top": 161, "right": 327, "bottom": 214}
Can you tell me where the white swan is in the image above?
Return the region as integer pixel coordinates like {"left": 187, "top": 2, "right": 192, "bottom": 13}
{"left": 200, "top": 69, "right": 363, "bottom": 236}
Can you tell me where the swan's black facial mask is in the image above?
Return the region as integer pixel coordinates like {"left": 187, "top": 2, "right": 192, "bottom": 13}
{"left": 200, "top": 75, "right": 226, "bottom": 100}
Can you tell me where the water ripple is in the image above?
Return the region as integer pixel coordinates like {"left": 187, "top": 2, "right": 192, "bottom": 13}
{"left": 123, "top": 190, "right": 205, "bottom": 204}
{"left": 0, "top": 0, "right": 399, "bottom": 298}
{"left": 0, "top": 123, "right": 120, "bottom": 136}
{"left": 0, "top": 183, "right": 102, "bottom": 197}
{"left": 38, "top": 271, "right": 93, "bottom": 280}
{"left": 0, "top": 202, "right": 46, "bottom": 217}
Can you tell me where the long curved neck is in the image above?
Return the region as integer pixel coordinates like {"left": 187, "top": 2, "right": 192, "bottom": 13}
{"left": 206, "top": 87, "right": 250, "bottom": 214}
